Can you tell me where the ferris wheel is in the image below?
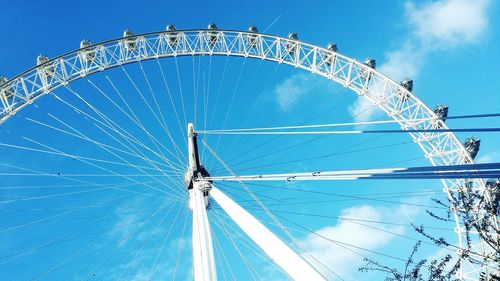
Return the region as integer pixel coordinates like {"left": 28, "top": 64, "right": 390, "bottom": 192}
{"left": 0, "top": 24, "right": 498, "bottom": 280}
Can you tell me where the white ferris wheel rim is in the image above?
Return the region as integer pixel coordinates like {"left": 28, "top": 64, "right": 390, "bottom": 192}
{"left": 0, "top": 27, "right": 496, "bottom": 279}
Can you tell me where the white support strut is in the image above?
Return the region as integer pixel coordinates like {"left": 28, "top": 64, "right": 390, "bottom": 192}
{"left": 190, "top": 183, "right": 217, "bottom": 281}
{"left": 187, "top": 123, "right": 217, "bottom": 281}
{"left": 210, "top": 186, "right": 326, "bottom": 281}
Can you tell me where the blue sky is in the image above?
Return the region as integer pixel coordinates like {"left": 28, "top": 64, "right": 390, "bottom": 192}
{"left": 0, "top": 0, "right": 499, "bottom": 280}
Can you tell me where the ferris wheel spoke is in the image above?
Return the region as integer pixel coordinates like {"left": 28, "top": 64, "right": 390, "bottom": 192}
{"left": 210, "top": 226, "right": 230, "bottom": 281}
{"left": 0, "top": 141, "right": 168, "bottom": 174}
{"left": 212, "top": 105, "right": 385, "bottom": 174}
{"left": 248, "top": 205, "right": 460, "bottom": 255}
{"left": 117, "top": 202, "right": 183, "bottom": 280}
{"left": 28, "top": 105, "right": 187, "bottom": 185}
{"left": 206, "top": 57, "right": 230, "bottom": 170}
{"left": 78, "top": 203, "right": 172, "bottom": 280}
{"left": 120, "top": 66, "right": 185, "bottom": 164}
{"left": 210, "top": 209, "right": 262, "bottom": 281}
{"left": 211, "top": 135, "right": 406, "bottom": 175}
{"left": 171, "top": 209, "right": 190, "bottom": 281}
{"left": 69, "top": 79, "right": 186, "bottom": 170}
{"left": 211, "top": 208, "right": 295, "bottom": 279}
{"left": 192, "top": 56, "right": 199, "bottom": 126}
{"left": 0, "top": 193, "right": 132, "bottom": 235}
{"left": 200, "top": 56, "right": 213, "bottom": 165}
{"left": 0, "top": 193, "right": 168, "bottom": 267}
{"left": 145, "top": 207, "right": 188, "bottom": 281}
{"left": 275, "top": 213, "right": 416, "bottom": 264}
{"left": 86, "top": 78, "right": 187, "bottom": 171}
{"left": 0, "top": 181, "right": 158, "bottom": 191}
{"left": 25, "top": 112, "right": 183, "bottom": 175}
{"left": 0, "top": 162, "right": 167, "bottom": 200}
{"left": 214, "top": 62, "right": 285, "bottom": 167}
{"left": 207, "top": 61, "right": 272, "bottom": 171}
{"left": 30, "top": 196, "right": 171, "bottom": 281}
{"left": 155, "top": 59, "right": 187, "bottom": 147}
{"left": 173, "top": 57, "right": 188, "bottom": 133}
{"left": 0, "top": 186, "right": 120, "bottom": 205}
{"left": 24, "top": 126, "right": 185, "bottom": 180}
{"left": 138, "top": 61, "right": 186, "bottom": 163}
{"left": 210, "top": 58, "right": 248, "bottom": 167}
{"left": 208, "top": 56, "right": 228, "bottom": 129}
{"left": 124, "top": 64, "right": 187, "bottom": 166}
{"left": 45, "top": 91, "right": 186, "bottom": 177}
{"left": 20, "top": 136, "right": 186, "bottom": 199}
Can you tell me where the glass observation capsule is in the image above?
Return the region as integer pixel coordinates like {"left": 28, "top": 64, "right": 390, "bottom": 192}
{"left": 247, "top": 26, "right": 259, "bottom": 47}
{"left": 165, "top": 24, "right": 179, "bottom": 46}
{"left": 123, "top": 29, "right": 137, "bottom": 51}
{"left": 463, "top": 136, "right": 481, "bottom": 160}
{"left": 207, "top": 23, "right": 219, "bottom": 45}
{"left": 79, "top": 39, "right": 96, "bottom": 62}
{"left": 364, "top": 58, "right": 376, "bottom": 69}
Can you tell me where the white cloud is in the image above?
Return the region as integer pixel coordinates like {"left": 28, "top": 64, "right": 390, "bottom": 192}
{"left": 407, "top": 0, "right": 490, "bottom": 48}
{"left": 274, "top": 73, "right": 339, "bottom": 110}
{"left": 475, "top": 150, "right": 500, "bottom": 164}
{"left": 275, "top": 74, "right": 315, "bottom": 109}
{"left": 348, "top": 95, "right": 382, "bottom": 123}
{"left": 350, "top": 0, "right": 491, "bottom": 122}
{"left": 378, "top": 44, "right": 423, "bottom": 82}
{"left": 300, "top": 203, "right": 420, "bottom": 278}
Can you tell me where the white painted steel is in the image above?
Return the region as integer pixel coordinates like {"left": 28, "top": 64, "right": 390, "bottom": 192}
{"left": 190, "top": 184, "right": 217, "bottom": 281}
{"left": 188, "top": 123, "right": 216, "bottom": 281}
{"left": 210, "top": 186, "right": 326, "bottom": 281}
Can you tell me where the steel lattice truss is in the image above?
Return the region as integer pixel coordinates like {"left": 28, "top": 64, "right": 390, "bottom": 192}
{"left": 0, "top": 29, "right": 497, "bottom": 279}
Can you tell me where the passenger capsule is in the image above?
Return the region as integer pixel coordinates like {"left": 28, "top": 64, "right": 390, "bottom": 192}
{"left": 166, "top": 24, "right": 176, "bottom": 32}
{"left": 287, "top": 33, "right": 298, "bottom": 40}
{"left": 79, "top": 39, "right": 96, "bottom": 62}
{"left": 123, "top": 29, "right": 137, "bottom": 51}
{"left": 207, "top": 23, "right": 219, "bottom": 45}
{"left": 433, "top": 104, "right": 449, "bottom": 120}
{"left": 324, "top": 43, "right": 337, "bottom": 66}
{"left": 37, "top": 54, "right": 49, "bottom": 66}
{"left": 37, "top": 55, "right": 54, "bottom": 78}
{"left": 80, "top": 39, "right": 91, "bottom": 49}
{"left": 247, "top": 26, "right": 259, "bottom": 48}
{"left": 165, "top": 24, "right": 179, "bottom": 46}
{"left": 432, "top": 104, "right": 449, "bottom": 129}
{"left": 0, "top": 75, "right": 14, "bottom": 99}
{"left": 286, "top": 33, "right": 298, "bottom": 55}
{"left": 326, "top": 43, "right": 338, "bottom": 52}
{"left": 364, "top": 58, "right": 376, "bottom": 69}
{"left": 486, "top": 178, "right": 500, "bottom": 214}
{"left": 0, "top": 75, "right": 7, "bottom": 86}
{"left": 396, "top": 79, "right": 413, "bottom": 103}
{"left": 400, "top": 79, "right": 413, "bottom": 92}
{"left": 463, "top": 136, "right": 480, "bottom": 160}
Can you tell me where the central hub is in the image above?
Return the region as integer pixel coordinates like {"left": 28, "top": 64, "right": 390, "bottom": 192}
{"left": 186, "top": 123, "right": 211, "bottom": 209}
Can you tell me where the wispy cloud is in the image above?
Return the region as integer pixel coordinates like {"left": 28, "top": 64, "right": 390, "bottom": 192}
{"left": 407, "top": 0, "right": 490, "bottom": 48}
{"left": 275, "top": 74, "right": 312, "bottom": 109}
{"left": 275, "top": 73, "right": 339, "bottom": 110}
{"left": 350, "top": 0, "right": 491, "bottom": 122}
{"left": 476, "top": 150, "right": 500, "bottom": 164}
{"left": 300, "top": 203, "right": 420, "bottom": 278}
